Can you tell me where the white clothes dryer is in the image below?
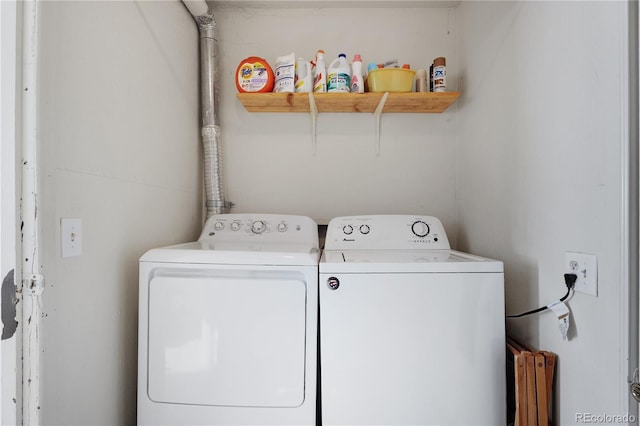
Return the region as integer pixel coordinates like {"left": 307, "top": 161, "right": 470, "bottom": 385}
{"left": 319, "top": 215, "right": 505, "bottom": 426}
{"left": 138, "top": 214, "right": 319, "bottom": 426}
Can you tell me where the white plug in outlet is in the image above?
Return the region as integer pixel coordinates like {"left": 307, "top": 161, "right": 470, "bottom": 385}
{"left": 61, "top": 218, "right": 82, "bottom": 257}
{"left": 565, "top": 251, "right": 597, "bottom": 296}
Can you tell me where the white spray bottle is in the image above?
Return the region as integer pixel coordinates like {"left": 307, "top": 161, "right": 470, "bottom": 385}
{"left": 351, "top": 54, "right": 364, "bottom": 93}
{"left": 313, "top": 49, "right": 327, "bottom": 93}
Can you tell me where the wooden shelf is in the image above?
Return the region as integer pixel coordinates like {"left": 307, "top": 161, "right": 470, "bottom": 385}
{"left": 236, "top": 92, "right": 460, "bottom": 113}
{"left": 215, "top": 1, "right": 461, "bottom": 9}
{"left": 236, "top": 91, "right": 460, "bottom": 155}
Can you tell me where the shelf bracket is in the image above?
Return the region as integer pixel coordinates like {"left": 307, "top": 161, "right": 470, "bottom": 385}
{"left": 308, "top": 92, "right": 318, "bottom": 155}
{"left": 373, "top": 92, "right": 389, "bottom": 156}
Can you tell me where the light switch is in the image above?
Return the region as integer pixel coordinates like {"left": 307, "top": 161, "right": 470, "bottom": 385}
{"left": 61, "top": 218, "right": 82, "bottom": 257}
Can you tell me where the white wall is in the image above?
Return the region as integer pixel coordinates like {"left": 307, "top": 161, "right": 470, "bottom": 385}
{"left": 29, "top": 0, "right": 633, "bottom": 424}
{"left": 214, "top": 5, "right": 460, "bottom": 230}
{"left": 1, "top": 1, "right": 18, "bottom": 423}
{"left": 37, "top": 1, "right": 201, "bottom": 424}
{"left": 458, "top": 1, "right": 630, "bottom": 424}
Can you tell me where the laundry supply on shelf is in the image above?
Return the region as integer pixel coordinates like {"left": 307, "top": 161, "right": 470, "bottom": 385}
{"left": 415, "top": 68, "right": 428, "bottom": 92}
{"left": 235, "top": 56, "right": 275, "bottom": 93}
{"left": 312, "top": 49, "right": 327, "bottom": 93}
{"left": 327, "top": 53, "right": 351, "bottom": 93}
{"left": 350, "top": 54, "right": 364, "bottom": 93}
{"left": 274, "top": 52, "right": 296, "bottom": 93}
{"left": 295, "top": 57, "right": 312, "bottom": 93}
{"left": 236, "top": 52, "right": 449, "bottom": 94}
{"left": 432, "top": 56, "right": 446, "bottom": 92}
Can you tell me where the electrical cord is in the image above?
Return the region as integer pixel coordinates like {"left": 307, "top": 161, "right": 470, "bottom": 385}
{"left": 506, "top": 273, "right": 577, "bottom": 318}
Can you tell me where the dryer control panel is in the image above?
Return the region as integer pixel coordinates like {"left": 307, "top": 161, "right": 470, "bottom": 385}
{"left": 324, "top": 215, "right": 450, "bottom": 250}
{"left": 199, "top": 213, "right": 319, "bottom": 248}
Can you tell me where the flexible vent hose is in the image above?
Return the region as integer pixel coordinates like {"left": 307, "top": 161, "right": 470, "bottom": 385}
{"left": 202, "top": 125, "right": 226, "bottom": 215}
{"left": 184, "top": 1, "right": 228, "bottom": 218}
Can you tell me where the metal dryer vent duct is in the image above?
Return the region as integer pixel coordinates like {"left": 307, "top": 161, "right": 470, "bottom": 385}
{"left": 183, "top": 0, "right": 231, "bottom": 218}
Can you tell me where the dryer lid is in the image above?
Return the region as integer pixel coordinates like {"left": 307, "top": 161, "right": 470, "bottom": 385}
{"left": 141, "top": 241, "right": 320, "bottom": 266}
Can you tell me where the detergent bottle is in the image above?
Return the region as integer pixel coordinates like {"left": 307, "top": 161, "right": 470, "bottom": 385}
{"left": 350, "top": 54, "right": 364, "bottom": 93}
{"left": 295, "top": 58, "right": 312, "bottom": 93}
{"left": 327, "top": 53, "right": 351, "bottom": 93}
{"left": 235, "top": 56, "right": 275, "bottom": 93}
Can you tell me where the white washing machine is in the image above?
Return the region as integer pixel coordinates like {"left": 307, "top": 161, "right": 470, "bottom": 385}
{"left": 138, "top": 214, "right": 319, "bottom": 426}
{"left": 319, "top": 215, "right": 505, "bottom": 426}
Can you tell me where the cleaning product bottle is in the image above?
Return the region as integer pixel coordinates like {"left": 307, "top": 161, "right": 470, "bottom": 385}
{"left": 415, "top": 68, "right": 428, "bottom": 92}
{"left": 351, "top": 54, "right": 364, "bottom": 93}
{"left": 327, "top": 53, "right": 351, "bottom": 93}
{"left": 313, "top": 50, "right": 327, "bottom": 93}
{"left": 295, "top": 57, "right": 312, "bottom": 93}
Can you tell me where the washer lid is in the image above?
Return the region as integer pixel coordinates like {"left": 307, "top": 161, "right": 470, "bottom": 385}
{"left": 320, "top": 249, "right": 503, "bottom": 273}
{"left": 141, "top": 241, "right": 320, "bottom": 266}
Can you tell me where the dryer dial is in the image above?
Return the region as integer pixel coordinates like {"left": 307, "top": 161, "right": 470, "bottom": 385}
{"left": 251, "top": 220, "right": 266, "bottom": 234}
{"left": 343, "top": 225, "right": 354, "bottom": 235}
{"left": 411, "top": 220, "right": 430, "bottom": 238}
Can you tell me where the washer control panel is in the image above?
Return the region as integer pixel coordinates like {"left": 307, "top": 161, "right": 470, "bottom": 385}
{"left": 325, "top": 215, "right": 450, "bottom": 250}
{"left": 199, "top": 213, "right": 318, "bottom": 247}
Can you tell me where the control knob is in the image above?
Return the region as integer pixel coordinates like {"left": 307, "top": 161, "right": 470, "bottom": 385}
{"left": 251, "top": 220, "right": 266, "bottom": 234}
{"left": 411, "top": 220, "right": 430, "bottom": 238}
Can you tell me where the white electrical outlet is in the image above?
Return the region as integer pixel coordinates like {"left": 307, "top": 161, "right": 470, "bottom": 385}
{"left": 565, "top": 251, "right": 597, "bottom": 296}
{"left": 61, "top": 218, "right": 82, "bottom": 258}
